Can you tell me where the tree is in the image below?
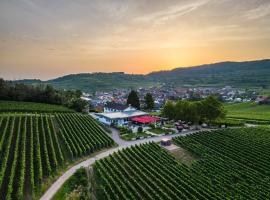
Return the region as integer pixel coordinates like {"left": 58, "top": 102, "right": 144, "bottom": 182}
{"left": 189, "top": 91, "right": 201, "bottom": 101}
{"left": 201, "top": 95, "right": 226, "bottom": 123}
{"left": 161, "top": 101, "right": 175, "bottom": 120}
{"left": 75, "top": 90, "right": 82, "bottom": 98}
{"left": 174, "top": 100, "right": 201, "bottom": 125}
{"left": 70, "top": 98, "right": 89, "bottom": 112}
{"left": 137, "top": 126, "right": 143, "bottom": 133}
{"left": 144, "top": 93, "right": 154, "bottom": 110}
{"left": 0, "top": 78, "right": 8, "bottom": 100}
{"left": 174, "top": 100, "right": 190, "bottom": 121}
{"left": 186, "top": 101, "right": 201, "bottom": 128}
{"left": 162, "top": 96, "right": 225, "bottom": 124}
{"left": 127, "top": 90, "right": 140, "bottom": 109}
{"left": 0, "top": 79, "right": 88, "bottom": 112}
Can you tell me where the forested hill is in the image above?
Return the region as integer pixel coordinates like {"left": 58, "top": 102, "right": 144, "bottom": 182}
{"left": 48, "top": 72, "right": 157, "bottom": 92}
{"left": 147, "top": 59, "right": 270, "bottom": 87}
{"left": 12, "top": 59, "right": 270, "bottom": 92}
{"left": 13, "top": 72, "right": 156, "bottom": 93}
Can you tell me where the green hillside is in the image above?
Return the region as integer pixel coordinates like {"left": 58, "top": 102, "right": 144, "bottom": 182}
{"left": 12, "top": 59, "right": 270, "bottom": 92}
{"left": 224, "top": 102, "right": 270, "bottom": 121}
{"left": 14, "top": 72, "right": 157, "bottom": 93}
{"left": 47, "top": 72, "right": 156, "bottom": 92}
{"left": 0, "top": 101, "right": 74, "bottom": 113}
{"left": 90, "top": 128, "right": 270, "bottom": 199}
{"left": 0, "top": 110, "right": 114, "bottom": 199}
{"left": 148, "top": 59, "right": 270, "bottom": 87}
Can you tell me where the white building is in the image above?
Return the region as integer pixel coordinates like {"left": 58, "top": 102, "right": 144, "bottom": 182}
{"left": 96, "top": 102, "right": 148, "bottom": 126}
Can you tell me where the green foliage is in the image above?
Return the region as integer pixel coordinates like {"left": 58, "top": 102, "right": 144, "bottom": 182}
{"left": 14, "top": 73, "right": 156, "bottom": 93}
{"left": 13, "top": 60, "right": 270, "bottom": 91}
{"left": 211, "top": 118, "right": 245, "bottom": 126}
{"left": 0, "top": 79, "right": 88, "bottom": 112}
{"left": 0, "top": 112, "right": 113, "bottom": 199}
{"left": 200, "top": 95, "right": 226, "bottom": 123}
{"left": 0, "top": 101, "right": 74, "bottom": 113}
{"left": 120, "top": 132, "right": 151, "bottom": 141}
{"left": 149, "top": 123, "right": 155, "bottom": 129}
{"left": 137, "top": 126, "right": 143, "bottom": 133}
{"left": 94, "top": 128, "right": 270, "bottom": 199}
{"left": 68, "top": 99, "right": 88, "bottom": 112}
{"left": 148, "top": 59, "right": 270, "bottom": 87}
{"left": 173, "top": 128, "right": 270, "bottom": 198}
{"left": 225, "top": 102, "right": 270, "bottom": 121}
{"left": 161, "top": 101, "right": 175, "bottom": 120}
{"left": 52, "top": 168, "right": 88, "bottom": 200}
{"left": 144, "top": 93, "right": 154, "bottom": 110}
{"left": 162, "top": 96, "right": 225, "bottom": 123}
{"left": 148, "top": 127, "right": 171, "bottom": 135}
{"left": 117, "top": 126, "right": 132, "bottom": 135}
{"left": 127, "top": 90, "right": 140, "bottom": 109}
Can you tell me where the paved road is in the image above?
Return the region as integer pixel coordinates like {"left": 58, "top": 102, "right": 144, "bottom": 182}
{"left": 40, "top": 128, "right": 203, "bottom": 200}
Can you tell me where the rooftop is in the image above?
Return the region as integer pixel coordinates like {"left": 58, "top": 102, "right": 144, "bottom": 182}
{"left": 105, "top": 102, "right": 129, "bottom": 111}
{"left": 131, "top": 116, "right": 160, "bottom": 123}
{"left": 161, "top": 138, "right": 171, "bottom": 142}
{"left": 97, "top": 110, "right": 147, "bottom": 119}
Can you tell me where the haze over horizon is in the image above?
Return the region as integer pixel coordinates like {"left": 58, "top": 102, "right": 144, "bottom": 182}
{"left": 1, "top": 0, "right": 270, "bottom": 80}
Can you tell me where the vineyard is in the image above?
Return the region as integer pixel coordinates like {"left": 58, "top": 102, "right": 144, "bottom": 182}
{"left": 94, "top": 128, "right": 270, "bottom": 200}
{"left": 0, "top": 101, "right": 74, "bottom": 113}
{"left": 0, "top": 112, "right": 114, "bottom": 199}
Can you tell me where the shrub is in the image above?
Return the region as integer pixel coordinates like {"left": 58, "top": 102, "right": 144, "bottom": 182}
{"left": 149, "top": 123, "right": 155, "bottom": 129}
{"left": 137, "top": 126, "right": 143, "bottom": 133}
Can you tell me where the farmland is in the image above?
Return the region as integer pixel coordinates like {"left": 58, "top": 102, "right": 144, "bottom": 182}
{"left": 93, "top": 128, "right": 270, "bottom": 199}
{"left": 224, "top": 102, "right": 270, "bottom": 121}
{"left": 0, "top": 101, "right": 74, "bottom": 113}
{"left": 0, "top": 112, "right": 114, "bottom": 199}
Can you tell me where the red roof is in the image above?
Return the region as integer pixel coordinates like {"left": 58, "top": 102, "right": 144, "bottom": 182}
{"left": 131, "top": 116, "right": 160, "bottom": 123}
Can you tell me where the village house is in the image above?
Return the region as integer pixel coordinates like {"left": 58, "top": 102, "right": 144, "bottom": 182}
{"left": 96, "top": 102, "right": 149, "bottom": 126}
{"left": 103, "top": 102, "right": 134, "bottom": 112}
{"left": 255, "top": 96, "right": 270, "bottom": 104}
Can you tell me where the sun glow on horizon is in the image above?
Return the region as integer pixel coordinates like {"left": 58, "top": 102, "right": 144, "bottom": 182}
{"left": 1, "top": 0, "right": 270, "bottom": 79}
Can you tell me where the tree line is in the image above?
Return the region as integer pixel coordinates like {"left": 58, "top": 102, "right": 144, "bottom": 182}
{"left": 0, "top": 78, "right": 88, "bottom": 112}
{"left": 127, "top": 90, "right": 154, "bottom": 110}
{"left": 162, "top": 95, "right": 226, "bottom": 124}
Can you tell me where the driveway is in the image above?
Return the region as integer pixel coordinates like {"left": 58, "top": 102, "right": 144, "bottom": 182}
{"left": 40, "top": 128, "right": 205, "bottom": 200}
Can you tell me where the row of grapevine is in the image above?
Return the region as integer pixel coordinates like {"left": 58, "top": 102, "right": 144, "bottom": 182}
{"left": 94, "top": 143, "right": 219, "bottom": 200}
{"left": 94, "top": 128, "right": 270, "bottom": 200}
{"left": 173, "top": 128, "right": 270, "bottom": 199}
{"left": 0, "top": 112, "right": 113, "bottom": 199}
{"left": 55, "top": 113, "right": 114, "bottom": 158}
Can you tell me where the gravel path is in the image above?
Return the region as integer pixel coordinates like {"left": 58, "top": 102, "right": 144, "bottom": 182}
{"left": 40, "top": 128, "right": 203, "bottom": 200}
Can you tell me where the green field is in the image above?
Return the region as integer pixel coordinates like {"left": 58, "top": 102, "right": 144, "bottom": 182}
{"left": 224, "top": 102, "right": 270, "bottom": 121}
{"left": 148, "top": 127, "right": 171, "bottom": 134}
{"left": 120, "top": 132, "right": 152, "bottom": 141}
{"left": 0, "top": 101, "right": 74, "bottom": 113}
{"left": 91, "top": 128, "right": 270, "bottom": 199}
{"left": 0, "top": 112, "right": 114, "bottom": 199}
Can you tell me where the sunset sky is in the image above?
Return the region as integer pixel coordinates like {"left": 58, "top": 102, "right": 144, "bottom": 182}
{"left": 1, "top": 0, "right": 270, "bottom": 80}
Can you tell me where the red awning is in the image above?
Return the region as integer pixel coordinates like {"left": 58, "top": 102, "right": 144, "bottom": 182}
{"left": 130, "top": 116, "right": 160, "bottom": 123}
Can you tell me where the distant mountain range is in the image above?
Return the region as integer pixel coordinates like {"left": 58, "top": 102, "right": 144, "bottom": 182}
{"left": 12, "top": 59, "right": 270, "bottom": 92}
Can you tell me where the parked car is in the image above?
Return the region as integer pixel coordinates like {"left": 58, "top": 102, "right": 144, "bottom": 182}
{"left": 201, "top": 123, "right": 208, "bottom": 128}
{"left": 176, "top": 125, "right": 183, "bottom": 132}
{"left": 182, "top": 124, "right": 190, "bottom": 129}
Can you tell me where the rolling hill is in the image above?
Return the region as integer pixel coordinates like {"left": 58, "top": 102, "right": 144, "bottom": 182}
{"left": 13, "top": 72, "right": 157, "bottom": 93}
{"left": 12, "top": 59, "right": 270, "bottom": 92}
{"left": 147, "top": 59, "right": 270, "bottom": 87}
